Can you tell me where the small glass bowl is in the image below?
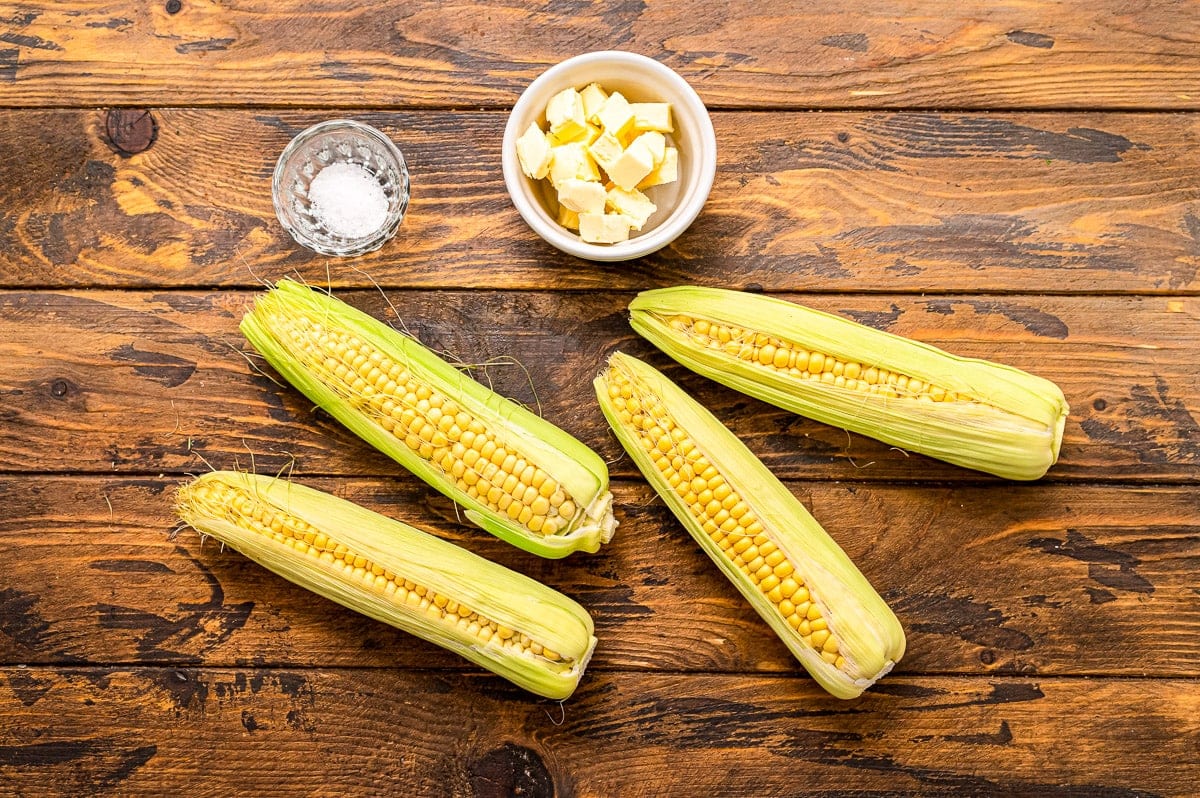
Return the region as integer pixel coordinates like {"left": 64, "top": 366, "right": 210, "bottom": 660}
{"left": 272, "top": 119, "right": 410, "bottom": 257}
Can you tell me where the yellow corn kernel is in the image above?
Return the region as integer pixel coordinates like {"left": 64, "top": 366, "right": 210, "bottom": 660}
{"left": 175, "top": 471, "right": 595, "bottom": 700}
{"left": 595, "top": 353, "right": 905, "bottom": 699}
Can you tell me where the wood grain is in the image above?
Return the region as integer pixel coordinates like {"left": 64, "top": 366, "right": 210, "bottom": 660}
{"left": 2, "top": 3, "right": 1197, "bottom": 794}
{"left": 1, "top": 667, "right": 1196, "bottom": 797}
{"left": 1, "top": 290, "right": 1196, "bottom": 482}
{"left": 2, "top": 475, "right": 1198, "bottom": 678}
{"left": 1, "top": 2, "right": 1199, "bottom": 109}
{"left": 1, "top": 109, "right": 1198, "bottom": 292}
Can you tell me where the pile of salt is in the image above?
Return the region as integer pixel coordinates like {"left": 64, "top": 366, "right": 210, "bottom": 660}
{"left": 308, "top": 162, "right": 390, "bottom": 238}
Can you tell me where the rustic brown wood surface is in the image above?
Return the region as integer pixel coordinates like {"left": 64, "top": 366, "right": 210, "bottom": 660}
{"left": 2, "top": 2, "right": 1198, "bottom": 797}
{"left": 2, "top": 1, "right": 1200, "bottom": 110}
{"left": 2, "top": 110, "right": 1198, "bottom": 292}
{"left": 3, "top": 476, "right": 1198, "bottom": 678}
{"left": 2, "top": 290, "right": 1197, "bottom": 482}
{"left": 2, "top": 668, "right": 1197, "bottom": 797}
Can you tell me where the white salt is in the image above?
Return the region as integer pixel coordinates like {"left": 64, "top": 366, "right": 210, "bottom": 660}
{"left": 308, "top": 162, "right": 390, "bottom": 238}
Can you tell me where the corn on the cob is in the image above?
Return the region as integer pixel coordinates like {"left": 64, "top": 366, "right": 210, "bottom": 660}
{"left": 176, "top": 471, "right": 596, "bottom": 699}
{"left": 630, "top": 286, "right": 1069, "bottom": 481}
{"left": 240, "top": 279, "right": 616, "bottom": 558}
{"left": 595, "top": 353, "right": 904, "bottom": 699}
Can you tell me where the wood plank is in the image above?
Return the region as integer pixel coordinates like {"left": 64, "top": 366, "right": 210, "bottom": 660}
{"left": 3, "top": 475, "right": 1197, "bottom": 677}
{"left": 2, "top": 2, "right": 1199, "bottom": 109}
{"left": 1, "top": 290, "right": 1197, "bottom": 482}
{"left": 0, "top": 667, "right": 1195, "bottom": 797}
{"left": 2, "top": 109, "right": 1199, "bottom": 293}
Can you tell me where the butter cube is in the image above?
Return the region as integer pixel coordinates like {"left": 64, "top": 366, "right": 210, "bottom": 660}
{"left": 637, "top": 146, "right": 679, "bottom": 189}
{"left": 546, "top": 88, "right": 588, "bottom": 142}
{"left": 630, "top": 131, "right": 666, "bottom": 167}
{"left": 606, "top": 185, "right": 657, "bottom": 230}
{"left": 580, "top": 83, "right": 610, "bottom": 124}
{"left": 551, "top": 122, "right": 601, "bottom": 146}
{"left": 515, "top": 122, "right": 552, "bottom": 180}
{"left": 579, "top": 212, "right": 633, "bottom": 244}
{"left": 549, "top": 118, "right": 588, "bottom": 145}
{"left": 557, "top": 205, "right": 580, "bottom": 230}
{"left": 596, "top": 91, "right": 637, "bottom": 139}
{"left": 630, "top": 102, "right": 673, "bottom": 133}
{"left": 549, "top": 142, "right": 601, "bottom": 187}
{"left": 587, "top": 131, "right": 625, "bottom": 175}
{"left": 557, "top": 179, "right": 607, "bottom": 214}
{"left": 605, "top": 136, "right": 656, "bottom": 190}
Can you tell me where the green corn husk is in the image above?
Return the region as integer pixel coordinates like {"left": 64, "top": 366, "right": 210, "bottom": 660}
{"left": 240, "top": 279, "right": 616, "bottom": 558}
{"left": 630, "top": 286, "right": 1069, "bottom": 481}
{"left": 595, "top": 352, "right": 904, "bottom": 699}
{"left": 176, "top": 471, "right": 596, "bottom": 699}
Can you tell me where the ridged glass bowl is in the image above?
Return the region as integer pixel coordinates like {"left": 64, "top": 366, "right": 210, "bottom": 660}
{"left": 272, "top": 119, "right": 410, "bottom": 257}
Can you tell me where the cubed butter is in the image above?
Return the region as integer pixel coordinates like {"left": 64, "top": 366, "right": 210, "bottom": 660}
{"left": 580, "top": 83, "right": 610, "bottom": 124}
{"left": 551, "top": 121, "right": 602, "bottom": 146}
{"left": 515, "top": 122, "right": 552, "bottom": 180}
{"left": 637, "top": 146, "right": 679, "bottom": 189}
{"left": 557, "top": 205, "right": 580, "bottom": 230}
{"left": 596, "top": 91, "right": 637, "bottom": 139}
{"left": 549, "top": 142, "right": 601, "bottom": 186}
{"left": 557, "top": 179, "right": 607, "bottom": 214}
{"left": 579, "top": 212, "right": 633, "bottom": 244}
{"left": 587, "top": 131, "right": 625, "bottom": 174}
{"left": 516, "top": 80, "right": 684, "bottom": 244}
{"left": 550, "top": 118, "right": 588, "bottom": 145}
{"left": 630, "top": 102, "right": 674, "bottom": 133}
{"left": 581, "top": 123, "right": 604, "bottom": 146}
{"left": 606, "top": 136, "right": 656, "bottom": 190}
{"left": 630, "top": 131, "right": 667, "bottom": 166}
{"left": 606, "top": 185, "right": 657, "bottom": 230}
{"left": 546, "top": 88, "right": 588, "bottom": 142}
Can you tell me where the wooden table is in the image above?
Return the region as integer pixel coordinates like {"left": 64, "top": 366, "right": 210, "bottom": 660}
{"left": 2, "top": 3, "right": 1198, "bottom": 796}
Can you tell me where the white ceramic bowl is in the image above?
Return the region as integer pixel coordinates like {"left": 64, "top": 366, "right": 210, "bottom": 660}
{"left": 502, "top": 51, "right": 717, "bottom": 262}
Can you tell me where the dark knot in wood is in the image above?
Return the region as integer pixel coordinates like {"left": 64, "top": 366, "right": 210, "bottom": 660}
{"left": 165, "top": 0, "right": 182, "bottom": 14}
{"left": 467, "top": 743, "right": 553, "bottom": 798}
{"left": 104, "top": 109, "right": 158, "bottom": 157}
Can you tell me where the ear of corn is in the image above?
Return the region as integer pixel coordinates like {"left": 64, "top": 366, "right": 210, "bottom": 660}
{"left": 176, "top": 471, "right": 596, "bottom": 699}
{"left": 595, "top": 353, "right": 904, "bottom": 699}
{"left": 240, "top": 279, "right": 616, "bottom": 558}
{"left": 629, "top": 286, "right": 1069, "bottom": 481}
